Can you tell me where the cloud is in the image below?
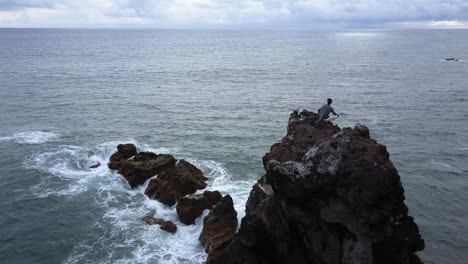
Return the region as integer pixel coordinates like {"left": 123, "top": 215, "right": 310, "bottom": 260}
{"left": 0, "top": 0, "right": 467, "bottom": 28}
{"left": 0, "top": 0, "right": 57, "bottom": 11}
{"left": 429, "top": 20, "right": 465, "bottom": 27}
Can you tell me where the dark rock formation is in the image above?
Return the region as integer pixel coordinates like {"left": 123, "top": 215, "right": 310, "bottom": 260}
{"left": 89, "top": 162, "right": 101, "bottom": 169}
{"left": 177, "top": 190, "right": 223, "bottom": 225}
{"left": 142, "top": 216, "right": 177, "bottom": 234}
{"left": 263, "top": 110, "right": 340, "bottom": 169}
{"left": 108, "top": 144, "right": 137, "bottom": 170}
{"left": 199, "top": 195, "right": 238, "bottom": 255}
{"left": 145, "top": 160, "right": 208, "bottom": 206}
{"left": 118, "top": 153, "right": 177, "bottom": 188}
{"left": 206, "top": 110, "right": 424, "bottom": 264}
{"left": 109, "top": 144, "right": 209, "bottom": 206}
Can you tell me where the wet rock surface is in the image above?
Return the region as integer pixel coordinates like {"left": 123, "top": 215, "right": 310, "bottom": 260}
{"left": 199, "top": 195, "right": 238, "bottom": 256}
{"left": 142, "top": 216, "right": 177, "bottom": 234}
{"left": 108, "top": 145, "right": 208, "bottom": 207}
{"left": 108, "top": 143, "right": 137, "bottom": 170}
{"left": 145, "top": 160, "right": 208, "bottom": 206}
{"left": 118, "top": 153, "right": 177, "bottom": 188}
{"left": 89, "top": 162, "right": 101, "bottom": 169}
{"left": 176, "top": 190, "right": 223, "bottom": 225}
{"left": 207, "top": 110, "right": 425, "bottom": 264}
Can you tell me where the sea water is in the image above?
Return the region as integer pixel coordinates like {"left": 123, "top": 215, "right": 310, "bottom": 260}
{"left": 0, "top": 29, "right": 467, "bottom": 264}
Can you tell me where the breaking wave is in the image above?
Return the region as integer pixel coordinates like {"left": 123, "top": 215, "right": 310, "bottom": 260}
{"left": 0, "top": 131, "right": 59, "bottom": 144}
{"left": 24, "top": 140, "right": 253, "bottom": 264}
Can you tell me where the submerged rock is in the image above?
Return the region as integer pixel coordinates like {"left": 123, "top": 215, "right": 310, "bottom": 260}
{"left": 142, "top": 216, "right": 177, "bottom": 234}
{"left": 199, "top": 195, "right": 238, "bottom": 255}
{"left": 89, "top": 162, "right": 101, "bottom": 169}
{"left": 145, "top": 160, "right": 208, "bottom": 206}
{"left": 207, "top": 110, "right": 424, "bottom": 264}
{"left": 177, "top": 190, "right": 223, "bottom": 225}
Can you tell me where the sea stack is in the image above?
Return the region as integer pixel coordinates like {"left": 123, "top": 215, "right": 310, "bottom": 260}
{"left": 204, "top": 110, "right": 425, "bottom": 264}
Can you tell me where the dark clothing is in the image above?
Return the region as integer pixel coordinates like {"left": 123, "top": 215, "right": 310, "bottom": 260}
{"left": 317, "top": 104, "right": 337, "bottom": 122}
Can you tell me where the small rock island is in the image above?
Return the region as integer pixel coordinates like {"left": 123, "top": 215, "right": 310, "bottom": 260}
{"left": 108, "top": 110, "right": 424, "bottom": 264}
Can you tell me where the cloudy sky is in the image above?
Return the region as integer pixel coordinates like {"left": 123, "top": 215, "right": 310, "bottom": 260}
{"left": 0, "top": 0, "right": 467, "bottom": 28}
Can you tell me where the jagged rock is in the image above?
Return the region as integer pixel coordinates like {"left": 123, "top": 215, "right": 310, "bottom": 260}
{"left": 145, "top": 160, "right": 208, "bottom": 206}
{"left": 199, "top": 195, "right": 238, "bottom": 255}
{"left": 142, "top": 216, "right": 177, "bottom": 234}
{"left": 117, "top": 153, "right": 177, "bottom": 188}
{"left": 262, "top": 109, "right": 340, "bottom": 169}
{"left": 207, "top": 110, "right": 424, "bottom": 264}
{"left": 108, "top": 144, "right": 137, "bottom": 170}
{"left": 177, "top": 190, "right": 223, "bottom": 225}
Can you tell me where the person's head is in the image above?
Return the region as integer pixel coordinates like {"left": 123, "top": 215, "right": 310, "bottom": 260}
{"left": 327, "top": 98, "right": 333, "bottom": 105}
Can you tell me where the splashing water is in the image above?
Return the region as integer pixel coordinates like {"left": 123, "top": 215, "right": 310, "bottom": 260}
{"left": 25, "top": 140, "right": 253, "bottom": 264}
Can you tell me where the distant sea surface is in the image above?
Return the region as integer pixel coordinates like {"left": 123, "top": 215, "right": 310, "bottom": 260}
{"left": 0, "top": 29, "right": 467, "bottom": 264}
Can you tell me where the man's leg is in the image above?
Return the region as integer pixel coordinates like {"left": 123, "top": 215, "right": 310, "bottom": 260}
{"left": 315, "top": 114, "right": 329, "bottom": 125}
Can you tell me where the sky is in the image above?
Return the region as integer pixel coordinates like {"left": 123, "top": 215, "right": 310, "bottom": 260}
{"left": 0, "top": 0, "right": 467, "bottom": 28}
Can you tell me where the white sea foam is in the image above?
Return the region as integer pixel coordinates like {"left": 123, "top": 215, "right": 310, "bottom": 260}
{"left": 25, "top": 141, "right": 140, "bottom": 197}
{"left": 26, "top": 141, "right": 254, "bottom": 264}
{"left": 0, "top": 131, "right": 59, "bottom": 144}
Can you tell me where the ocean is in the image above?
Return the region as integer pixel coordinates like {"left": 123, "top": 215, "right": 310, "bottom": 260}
{"left": 0, "top": 29, "right": 467, "bottom": 264}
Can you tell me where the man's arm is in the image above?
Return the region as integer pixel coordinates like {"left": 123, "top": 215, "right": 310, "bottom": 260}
{"left": 332, "top": 108, "right": 339, "bottom": 117}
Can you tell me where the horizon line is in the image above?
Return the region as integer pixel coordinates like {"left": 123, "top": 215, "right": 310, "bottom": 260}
{"left": 1, "top": 27, "right": 468, "bottom": 30}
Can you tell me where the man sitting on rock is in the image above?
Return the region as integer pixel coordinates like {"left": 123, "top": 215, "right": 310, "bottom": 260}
{"left": 315, "top": 98, "right": 339, "bottom": 125}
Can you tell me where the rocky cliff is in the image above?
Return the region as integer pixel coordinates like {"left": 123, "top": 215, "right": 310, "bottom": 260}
{"left": 204, "top": 110, "right": 425, "bottom": 264}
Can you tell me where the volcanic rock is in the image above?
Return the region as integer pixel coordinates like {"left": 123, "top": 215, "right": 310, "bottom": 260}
{"left": 262, "top": 109, "right": 340, "bottom": 169}
{"left": 145, "top": 160, "right": 208, "bottom": 206}
{"left": 142, "top": 216, "right": 177, "bottom": 234}
{"left": 199, "top": 195, "right": 238, "bottom": 254}
{"left": 108, "top": 143, "right": 137, "bottom": 170}
{"left": 206, "top": 110, "right": 425, "bottom": 264}
{"left": 117, "top": 153, "right": 177, "bottom": 188}
{"left": 177, "top": 190, "right": 223, "bottom": 225}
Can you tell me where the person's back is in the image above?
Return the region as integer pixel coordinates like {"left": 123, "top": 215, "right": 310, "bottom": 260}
{"left": 316, "top": 98, "right": 339, "bottom": 124}
{"left": 318, "top": 104, "right": 334, "bottom": 120}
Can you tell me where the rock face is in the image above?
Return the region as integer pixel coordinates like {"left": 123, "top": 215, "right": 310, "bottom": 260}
{"left": 108, "top": 144, "right": 137, "bottom": 170}
{"left": 206, "top": 110, "right": 425, "bottom": 264}
{"left": 145, "top": 160, "right": 208, "bottom": 206}
{"left": 177, "top": 190, "right": 223, "bottom": 225}
{"left": 108, "top": 145, "right": 178, "bottom": 188}
{"left": 118, "top": 153, "right": 177, "bottom": 188}
{"left": 199, "top": 195, "right": 238, "bottom": 255}
{"left": 142, "top": 216, "right": 177, "bottom": 234}
{"left": 108, "top": 145, "right": 208, "bottom": 208}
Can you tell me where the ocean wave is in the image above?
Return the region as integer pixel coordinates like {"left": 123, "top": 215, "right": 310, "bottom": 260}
{"left": 24, "top": 141, "right": 253, "bottom": 264}
{"left": 430, "top": 159, "right": 463, "bottom": 174}
{"left": 0, "top": 131, "right": 59, "bottom": 144}
{"left": 25, "top": 140, "right": 140, "bottom": 197}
